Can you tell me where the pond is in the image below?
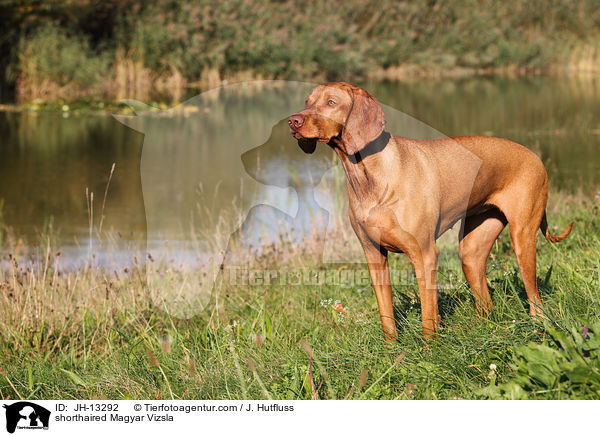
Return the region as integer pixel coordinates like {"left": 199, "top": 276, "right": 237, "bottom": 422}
{"left": 0, "top": 76, "right": 598, "bottom": 269}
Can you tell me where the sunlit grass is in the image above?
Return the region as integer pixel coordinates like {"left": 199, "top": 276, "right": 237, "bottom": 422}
{"left": 0, "top": 189, "right": 598, "bottom": 400}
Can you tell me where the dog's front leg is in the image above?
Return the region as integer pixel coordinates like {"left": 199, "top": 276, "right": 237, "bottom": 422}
{"left": 410, "top": 243, "right": 440, "bottom": 338}
{"left": 362, "top": 207, "right": 441, "bottom": 339}
{"left": 351, "top": 217, "right": 397, "bottom": 341}
{"left": 362, "top": 242, "right": 397, "bottom": 342}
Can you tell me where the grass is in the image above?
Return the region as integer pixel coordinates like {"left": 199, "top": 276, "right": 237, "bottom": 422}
{"left": 0, "top": 189, "right": 599, "bottom": 400}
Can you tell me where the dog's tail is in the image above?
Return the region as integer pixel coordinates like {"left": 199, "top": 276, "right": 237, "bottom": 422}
{"left": 540, "top": 212, "right": 574, "bottom": 243}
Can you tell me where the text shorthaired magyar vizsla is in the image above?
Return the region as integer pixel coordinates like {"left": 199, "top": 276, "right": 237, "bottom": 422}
{"left": 288, "top": 82, "right": 573, "bottom": 340}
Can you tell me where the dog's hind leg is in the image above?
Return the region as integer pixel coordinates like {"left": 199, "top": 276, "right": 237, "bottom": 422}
{"left": 459, "top": 208, "right": 507, "bottom": 314}
{"left": 499, "top": 186, "right": 548, "bottom": 318}
{"left": 509, "top": 217, "right": 545, "bottom": 317}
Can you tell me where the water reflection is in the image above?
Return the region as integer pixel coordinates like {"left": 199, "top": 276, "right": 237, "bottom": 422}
{"left": 0, "top": 76, "right": 598, "bottom": 270}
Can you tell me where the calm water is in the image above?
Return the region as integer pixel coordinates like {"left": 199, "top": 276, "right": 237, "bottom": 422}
{"left": 0, "top": 76, "right": 599, "bottom": 268}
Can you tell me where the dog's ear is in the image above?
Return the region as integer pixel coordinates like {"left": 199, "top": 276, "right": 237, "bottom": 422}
{"left": 341, "top": 89, "right": 385, "bottom": 156}
{"left": 297, "top": 137, "right": 317, "bottom": 154}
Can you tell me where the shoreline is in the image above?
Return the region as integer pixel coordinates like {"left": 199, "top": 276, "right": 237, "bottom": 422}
{"left": 2, "top": 67, "right": 600, "bottom": 115}
{"left": 0, "top": 188, "right": 594, "bottom": 272}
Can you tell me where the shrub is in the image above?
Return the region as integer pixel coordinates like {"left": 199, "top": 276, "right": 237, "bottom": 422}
{"left": 482, "top": 322, "right": 600, "bottom": 399}
{"left": 4, "top": 0, "right": 600, "bottom": 101}
{"left": 15, "top": 23, "right": 109, "bottom": 101}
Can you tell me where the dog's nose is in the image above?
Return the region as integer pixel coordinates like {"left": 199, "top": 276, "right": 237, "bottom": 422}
{"left": 288, "top": 114, "right": 304, "bottom": 129}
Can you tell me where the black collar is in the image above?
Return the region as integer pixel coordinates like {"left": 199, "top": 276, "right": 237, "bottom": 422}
{"left": 347, "top": 130, "right": 391, "bottom": 163}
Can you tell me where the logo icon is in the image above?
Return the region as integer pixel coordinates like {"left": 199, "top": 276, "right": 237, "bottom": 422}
{"left": 3, "top": 402, "right": 50, "bottom": 434}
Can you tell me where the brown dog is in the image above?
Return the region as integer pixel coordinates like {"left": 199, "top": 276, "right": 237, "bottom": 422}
{"left": 288, "top": 82, "right": 573, "bottom": 340}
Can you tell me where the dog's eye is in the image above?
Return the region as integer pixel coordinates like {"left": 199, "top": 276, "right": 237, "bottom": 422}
{"left": 328, "top": 99, "right": 336, "bottom": 106}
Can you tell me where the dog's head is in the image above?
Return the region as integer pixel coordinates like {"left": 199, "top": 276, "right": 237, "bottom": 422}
{"left": 288, "top": 82, "right": 385, "bottom": 156}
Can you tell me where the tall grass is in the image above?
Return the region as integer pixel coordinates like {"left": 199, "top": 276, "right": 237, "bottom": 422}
{"left": 0, "top": 188, "right": 598, "bottom": 399}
